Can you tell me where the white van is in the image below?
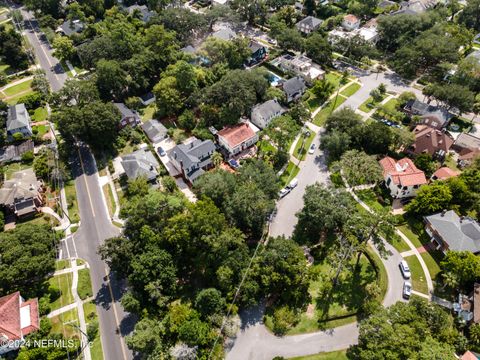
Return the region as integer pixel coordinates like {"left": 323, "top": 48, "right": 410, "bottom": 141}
{"left": 288, "top": 178, "right": 298, "bottom": 189}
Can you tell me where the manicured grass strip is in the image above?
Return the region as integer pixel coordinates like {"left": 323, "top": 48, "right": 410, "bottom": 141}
{"left": 382, "top": 98, "right": 398, "bottom": 111}
{"left": 420, "top": 250, "right": 442, "bottom": 281}
{"left": 397, "top": 225, "right": 423, "bottom": 248}
{"left": 102, "top": 184, "right": 115, "bottom": 217}
{"left": 31, "top": 106, "right": 48, "bottom": 122}
{"left": 55, "top": 260, "right": 71, "bottom": 271}
{"left": 77, "top": 268, "right": 93, "bottom": 300}
{"left": 313, "top": 95, "right": 347, "bottom": 126}
{"left": 390, "top": 233, "right": 411, "bottom": 253}
{"left": 65, "top": 180, "right": 80, "bottom": 223}
{"left": 293, "top": 130, "right": 316, "bottom": 161}
{"left": 48, "top": 272, "right": 74, "bottom": 311}
{"left": 3, "top": 78, "right": 33, "bottom": 96}
{"left": 359, "top": 94, "right": 387, "bottom": 113}
{"left": 355, "top": 189, "right": 385, "bottom": 213}
{"left": 404, "top": 255, "right": 428, "bottom": 294}
{"left": 289, "top": 350, "right": 348, "bottom": 360}
{"left": 83, "top": 301, "right": 104, "bottom": 360}
{"left": 280, "top": 161, "right": 300, "bottom": 186}
{"left": 340, "top": 82, "right": 361, "bottom": 97}
{"left": 325, "top": 72, "right": 342, "bottom": 90}
{"left": 365, "top": 245, "right": 388, "bottom": 300}
{"left": 49, "top": 308, "right": 80, "bottom": 339}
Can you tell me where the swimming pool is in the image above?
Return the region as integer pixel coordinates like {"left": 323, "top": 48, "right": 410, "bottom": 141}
{"left": 268, "top": 71, "right": 283, "bottom": 86}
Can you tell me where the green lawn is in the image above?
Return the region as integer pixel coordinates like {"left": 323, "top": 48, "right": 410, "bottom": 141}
{"left": 397, "top": 225, "right": 423, "bottom": 248}
{"left": 280, "top": 161, "right": 300, "bottom": 186}
{"left": 340, "top": 82, "right": 361, "bottom": 97}
{"left": 50, "top": 308, "right": 80, "bottom": 339}
{"left": 0, "top": 63, "right": 10, "bottom": 75}
{"left": 77, "top": 268, "right": 93, "bottom": 300}
{"left": 358, "top": 95, "right": 387, "bottom": 113}
{"left": 444, "top": 154, "right": 460, "bottom": 172}
{"left": 31, "top": 107, "right": 48, "bottom": 122}
{"left": 325, "top": 72, "right": 342, "bottom": 90}
{"left": 102, "top": 184, "right": 115, "bottom": 217}
{"left": 404, "top": 255, "right": 428, "bottom": 294}
{"left": 312, "top": 96, "right": 347, "bottom": 126}
{"left": 293, "top": 130, "right": 316, "bottom": 161}
{"left": 48, "top": 273, "right": 74, "bottom": 311}
{"left": 84, "top": 301, "right": 104, "bottom": 360}
{"left": 382, "top": 98, "right": 399, "bottom": 112}
{"left": 141, "top": 103, "right": 156, "bottom": 122}
{"left": 3, "top": 78, "right": 33, "bottom": 97}
{"left": 32, "top": 124, "right": 49, "bottom": 137}
{"left": 420, "top": 250, "right": 442, "bottom": 281}
{"left": 274, "top": 250, "right": 385, "bottom": 335}
{"left": 355, "top": 189, "right": 386, "bottom": 213}
{"left": 3, "top": 162, "right": 31, "bottom": 180}
{"left": 55, "top": 260, "right": 71, "bottom": 271}
{"left": 65, "top": 180, "right": 80, "bottom": 223}
{"left": 289, "top": 350, "right": 348, "bottom": 360}
{"left": 305, "top": 91, "right": 323, "bottom": 111}
{"left": 390, "top": 233, "right": 411, "bottom": 253}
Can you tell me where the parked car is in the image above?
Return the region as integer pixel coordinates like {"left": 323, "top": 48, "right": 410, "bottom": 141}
{"left": 157, "top": 147, "right": 166, "bottom": 157}
{"left": 287, "top": 178, "right": 298, "bottom": 189}
{"left": 228, "top": 159, "right": 240, "bottom": 169}
{"left": 279, "top": 188, "right": 290, "bottom": 198}
{"left": 399, "top": 260, "right": 411, "bottom": 279}
{"left": 308, "top": 144, "right": 316, "bottom": 154}
{"left": 403, "top": 281, "right": 412, "bottom": 299}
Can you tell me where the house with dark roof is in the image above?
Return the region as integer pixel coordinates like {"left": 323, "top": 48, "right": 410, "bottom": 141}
{"left": 425, "top": 210, "right": 480, "bottom": 254}
{"left": 0, "top": 292, "right": 39, "bottom": 355}
{"left": 0, "top": 140, "right": 34, "bottom": 164}
{"left": 139, "top": 92, "right": 155, "bottom": 106}
{"left": 403, "top": 99, "right": 452, "bottom": 129}
{"left": 114, "top": 103, "right": 141, "bottom": 128}
{"left": 251, "top": 99, "right": 286, "bottom": 129}
{"left": 0, "top": 168, "right": 43, "bottom": 218}
{"left": 217, "top": 122, "right": 259, "bottom": 156}
{"left": 409, "top": 124, "right": 454, "bottom": 159}
{"left": 245, "top": 41, "right": 267, "bottom": 67}
{"left": 121, "top": 148, "right": 159, "bottom": 182}
{"left": 7, "top": 104, "right": 32, "bottom": 139}
{"left": 392, "top": 0, "right": 439, "bottom": 15}
{"left": 453, "top": 133, "right": 480, "bottom": 153}
{"left": 125, "top": 4, "right": 155, "bottom": 22}
{"left": 282, "top": 76, "right": 307, "bottom": 103}
{"left": 295, "top": 16, "right": 323, "bottom": 34}
{"left": 56, "top": 19, "right": 84, "bottom": 36}
{"left": 141, "top": 119, "right": 168, "bottom": 144}
{"left": 170, "top": 137, "right": 216, "bottom": 183}
{"left": 379, "top": 156, "right": 427, "bottom": 198}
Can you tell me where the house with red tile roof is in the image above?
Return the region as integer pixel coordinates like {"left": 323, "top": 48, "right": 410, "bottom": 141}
{"left": 217, "top": 122, "right": 259, "bottom": 157}
{"left": 379, "top": 156, "right": 427, "bottom": 198}
{"left": 410, "top": 125, "right": 454, "bottom": 159}
{"left": 431, "top": 167, "right": 459, "bottom": 181}
{"left": 0, "top": 292, "right": 39, "bottom": 355}
{"left": 342, "top": 14, "right": 360, "bottom": 31}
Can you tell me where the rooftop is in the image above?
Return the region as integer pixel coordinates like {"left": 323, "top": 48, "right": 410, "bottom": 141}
{"left": 455, "top": 133, "right": 480, "bottom": 150}
{"left": 217, "top": 122, "right": 256, "bottom": 148}
{"left": 114, "top": 103, "right": 138, "bottom": 119}
{"left": 141, "top": 119, "right": 168, "bottom": 144}
{"left": 7, "top": 104, "right": 30, "bottom": 131}
{"left": 411, "top": 125, "right": 454, "bottom": 155}
{"left": 344, "top": 14, "right": 359, "bottom": 23}
{"left": 121, "top": 148, "right": 159, "bottom": 181}
{"left": 0, "top": 292, "right": 39, "bottom": 342}
{"left": 379, "top": 156, "right": 427, "bottom": 186}
{"left": 431, "top": 167, "right": 459, "bottom": 181}
{"left": 252, "top": 99, "right": 285, "bottom": 120}
{"left": 296, "top": 16, "right": 323, "bottom": 29}
{"left": 0, "top": 168, "right": 40, "bottom": 207}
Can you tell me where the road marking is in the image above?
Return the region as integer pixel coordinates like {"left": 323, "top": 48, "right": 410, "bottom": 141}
{"left": 104, "top": 266, "right": 129, "bottom": 360}
{"left": 77, "top": 148, "right": 96, "bottom": 218}
{"left": 61, "top": 238, "right": 71, "bottom": 258}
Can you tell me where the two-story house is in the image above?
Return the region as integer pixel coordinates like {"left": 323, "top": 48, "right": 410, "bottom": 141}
{"left": 342, "top": 14, "right": 361, "bottom": 31}
{"left": 217, "top": 122, "right": 259, "bottom": 157}
{"left": 276, "top": 54, "right": 325, "bottom": 83}
{"left": 245, "top": 41, "right": 268, "bottom": 67}
{"left": 251, "top": 99, "right": 286, "bottom": 129}
{"left": 282, "top": 76, "right": 307, "bottom": 103}
{"left": 7, "top": 104, "right": 32, "bottom": 139}
{"left": 409, "top": 125, "right": 454, "bottom": 159}
{"left": 295, "top": 16, "right": 323, "bottom": 35}
{"left": 114, "top": 103, "right": 141, "bottom": 129}
{"left": 379, "top": 156, "right": 427, "bottom": 198}
{"left": 170, "top": 137, "right": 216, "bottom": 184}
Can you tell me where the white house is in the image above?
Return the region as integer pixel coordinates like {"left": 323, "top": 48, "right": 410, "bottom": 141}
{"left": 251, "top": 99, "right": 286, "bottom": 129}
{"left": 379, "top": 156, "right": 427, "bottom": 199}
{"left": 276, "top": 54, "right": 325, "bottom": 83}
{"left": 342, "top": 14, "right": 361, "bottom": 31}
{"left": 217, "top": 122, "right": 259, "bottom": 156}
{"left": 7, "top": 104, "right": 32, "bottom": 139}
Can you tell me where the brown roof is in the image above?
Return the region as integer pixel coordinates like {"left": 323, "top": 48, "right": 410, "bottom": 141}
{"left": 344, "top": 14, "right": 359, "bottom": 23}
{"left": 459, "top": 148, "right": 480, "bottom": 161}
{"left": 0, "top": 292, "right": 39, "bottom": 341}
{"left": 431, "top": 167, "right": 459, "bottom": 180}
{"left": 217, "top": 123, "right": 256, "bottom": 149}
{"left": 379, "top": 156, "right": 428, "bottom": 186}
{"left": 411, "top": 125, "right": 454, "bottom": 155}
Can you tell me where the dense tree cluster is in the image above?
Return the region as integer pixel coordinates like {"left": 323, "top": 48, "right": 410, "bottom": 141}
{"left": 0, "top": 24, "right": 29, "bottom": 70}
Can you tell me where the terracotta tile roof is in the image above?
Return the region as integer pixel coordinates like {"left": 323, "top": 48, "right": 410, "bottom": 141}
{"left": 379, "top": 156, "right": 427, "bottom": 186}
{"left": 0, "top": 292, "right": 39, "bottom": 341}
{"left": 217, "top": 123, "right": 256, "bottom": 149}
{"left": 432, "top": 167, "right": 459, "bottom": 180}
{"left": 411, "top": 125, "right": 454, "bottom": 155}
{"left": 344, "top": 14, "right": 359, "bottom": 23}
{"left": 462, "top": 351, "right": 480, "bottom": 360}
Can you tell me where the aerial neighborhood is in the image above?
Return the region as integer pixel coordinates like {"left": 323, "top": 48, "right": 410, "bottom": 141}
{"left": 1, "top": 0, "right": 480, "bottom": 359}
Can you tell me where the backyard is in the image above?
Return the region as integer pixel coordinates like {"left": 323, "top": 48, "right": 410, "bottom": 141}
{"left": 31, "top": 106, "right": 48, "bottom": 122}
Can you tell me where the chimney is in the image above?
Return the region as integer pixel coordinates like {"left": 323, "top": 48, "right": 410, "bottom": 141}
{"left": 441, "top": 209, "right": 447, "bottom": 217}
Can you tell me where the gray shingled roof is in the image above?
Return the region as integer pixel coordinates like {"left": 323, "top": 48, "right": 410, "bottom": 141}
{"left": 114, "top": 103, "right": 139, "bottom": 119}
{"left": 426, "top": 210, "right": 480, "bottom": 253}
{"left": 121, "top": 148, "right": 159, "bottom": 181}
{"left": 57, "top": 20, "right": 84, "bottom": 36}
{"left": 0, "top": 168, "right": 39, "bottom": 207}
{"left": 141, "top": 120, "right": 168, "bottom": 143}
{"left": 171, "top": 138, "right": 215, "bottom": 170}
{"left": 296, "top": 16, "right": 322, "bottom": 30}
{"left": 252, "top": 99, "right": 284, "bottom": 120}
{"left": 212, "top": 28, "right": 236, "bottom": 41}
{"left": 283, "top": 76, "right": 306, "bottom": 97}
{"left": 7, "top": 104, "right": 30, "bottom": 132}
{"left": 455, "top": 133, "right": 480, "bottom": 150}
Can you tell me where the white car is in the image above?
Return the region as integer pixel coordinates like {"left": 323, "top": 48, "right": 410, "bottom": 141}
{"left": 403, "top": 281, "right": 412, "bottom": 299}
{"left": 279, "top": 188, "right": 290, "bottom": 198}
{"left": 399, "top": 260, "right": 411, "bottom": 279}
{"left": 287, "top": 178, "right": 298, "bottom": 189}
{"left": 308, "top": 144, "right": 316, "bottom": 154}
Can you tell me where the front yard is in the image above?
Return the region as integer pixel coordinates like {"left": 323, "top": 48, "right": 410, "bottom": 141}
{"left": 312, "top": 96, "right": 347, "bottom": 126}
{"left": 404, "top": 255, "right": 428, "bottom": 294}
{"left": 280, "top": 161, "right": 300, "bottom": 187}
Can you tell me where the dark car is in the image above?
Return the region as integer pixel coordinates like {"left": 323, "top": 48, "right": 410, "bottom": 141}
{"left": 157, "top": 147, "right": 166, "bottom": 156}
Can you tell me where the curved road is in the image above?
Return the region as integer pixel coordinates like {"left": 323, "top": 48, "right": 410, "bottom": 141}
{"left": 227, "top": 70, "right": 414, "bottom": 360}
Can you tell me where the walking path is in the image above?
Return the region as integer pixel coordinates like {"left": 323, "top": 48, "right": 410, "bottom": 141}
{"left": 54, "top": 264, "right": 86, "bottom": 276}
{"left": 47, "top": 303, "right": 77, "bottom": 318}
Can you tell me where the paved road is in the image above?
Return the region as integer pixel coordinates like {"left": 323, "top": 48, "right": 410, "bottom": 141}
{"left": 70, "top": 146, "right": 134, "bottom": 360}
{"left": 16, "top": 5, "right": 68, "bottom": 92}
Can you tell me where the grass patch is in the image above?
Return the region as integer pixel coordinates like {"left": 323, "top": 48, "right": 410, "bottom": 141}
{"left": 404, "top": 255, "right": 428, "bottom": 294}
{"left": 77, "top": 268, "right": 93, "bottom": 300}
{"left": 48, "top": 273, "right": 74, "bottom": 311}
{"left": 390, "top": 233, "right": 411, "bottom": 253}
{"left": 358, "top": 94, "right": 387, "bottom": 113}
{"left": 355, "top": 189, "right": 386, "bottom": 213}
{"left": 49, "top": 308, "right": 80, "bottom": 339}
{"left": 64, "top": 180, "right": 80, "bottom": 223}
{"left": 325, "top": 72, "right": 342, "bottom": 90}
{"left": 420, "top": 250, "right": 442, "bottom": 281}
{"left": 3, "top": 162, "right": 31, "bottom": 179}
{"left": 280, "top": 161, "right": 300, "bottom": 186}
{"left": 448, "top": 117, "right": 472, "bottom": 133}
{"left": 102, "top": 184, "right": 115, "bottom": 217}
{"left": 55, "top": 260, "right": 71, "bottom": 271}
{"left": 293, "top": 130, "right": 316, "bottom": 161}
{"left": 312, "top": 96, "right": 347, "bottom": 126}
{"left": 0, "top": 63, "right": 11, "bottom": 75}
{"left": 398, "top": 218, "right": 431, "bottom": 248}
{"left": 141, "top": 103, "right": 156, "bottom": 122}
{"left": 31, "top": 106, "right": 48, "bottom": 122}
{"left": 397, "top": 225, "right": 423, "bottom": 248}
{"left": 305, "top": 91, "right": 323, "bottom": 111}
{"left": 258, "top": 139, "right": 277, "bottom": 154}
{"left": 340, "top": 82, "right": 361, "bottom": 97}
{"left": 83, "top": 301, "right": 104, "bottom": 360}
{"left": 32, "top": 124, "right": 49, "bottom": 137}
{"left": 382, "top": 98, "right": 399, "bottom": 112}
{"left": 289, "top": 350, "right": 348, "bottom": 360}
{"left": 444, "top": 154, "right": 460, "bottom": 172}
{"left": 3, "top": 78, "right": 33, "bottom": 97}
